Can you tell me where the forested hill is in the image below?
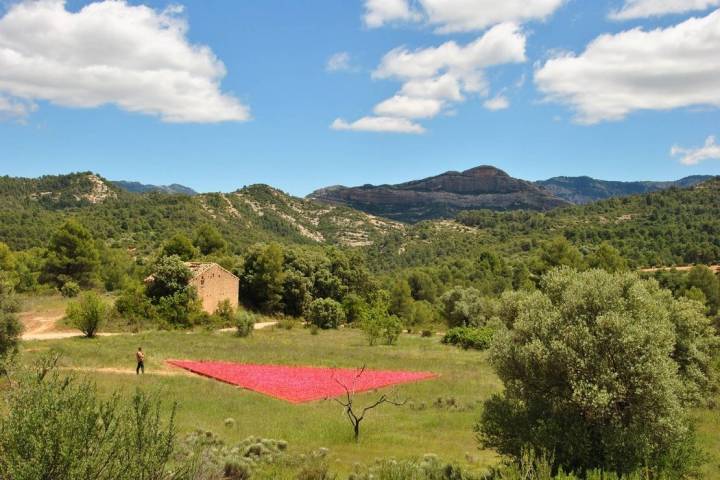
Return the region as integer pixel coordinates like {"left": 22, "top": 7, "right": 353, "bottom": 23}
{"left": 536, "top": 175, "right": 712, "bottom": 204}
{"left": 2, "top": 172, "right": 720, "bottom": 273}
{"left": 366, "top": 178, "right": 720, "bottom": 272}
{"left": 0, "top": 172, "right": 402, "bottom": 253}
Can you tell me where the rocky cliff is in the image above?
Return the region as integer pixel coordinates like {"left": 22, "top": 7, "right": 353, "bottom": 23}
{"left": 308, "top": 166, "right": 569, "bottom": 223}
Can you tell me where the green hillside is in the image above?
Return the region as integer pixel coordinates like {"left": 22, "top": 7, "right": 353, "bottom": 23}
{"left": 0, "top": 172, "right": 402, "bottom": 254}
{"left": 367, "top": 178, "right": 720, "bottom": 272}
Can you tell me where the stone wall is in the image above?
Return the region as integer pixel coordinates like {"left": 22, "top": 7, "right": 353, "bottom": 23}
{"left": 189, "top": 264, "right": 239, "bottom": 314}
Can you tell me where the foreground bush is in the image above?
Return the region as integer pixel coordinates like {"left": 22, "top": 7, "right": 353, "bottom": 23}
{"left": 0, "top": 276, "right": 21, "bottom": 361}
{"left": 442, "top": 327, "right": 495, "bottom": 350}
{"left": 66, "top": 291, "right": 109, "bottom": 338}
{"left": 478, "top": 268, "right": 718, "bottom": 476}
{"left": 0, "top": 357, "right": 182, "bottom": 480}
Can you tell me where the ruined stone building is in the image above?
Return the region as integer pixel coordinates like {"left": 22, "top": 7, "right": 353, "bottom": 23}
{"left": 186, "top": 262, "right": 239, "bottom": 314}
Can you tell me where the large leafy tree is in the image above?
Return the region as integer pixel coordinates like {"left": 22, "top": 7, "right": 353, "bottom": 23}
{"left": 239, "top": 243, "right": 286, "bottom": 313}
{"left": 193, "top": 224, "right": 226, "bottom": 256}
{"left": 161, "top": 233, "right": 197, "bottom": 261}
{"left": 145, "top": 255, "right": 198, "bottom": 326}
{"left": 478, "top": 268, "right": 718, "bottom": 475}
{"left": 41, "top": 220, "right": 99, "bottom": 287}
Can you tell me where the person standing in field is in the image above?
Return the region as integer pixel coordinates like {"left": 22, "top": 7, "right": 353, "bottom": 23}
{"left": 136, "top": 347, "right": 145, "bottom": 375}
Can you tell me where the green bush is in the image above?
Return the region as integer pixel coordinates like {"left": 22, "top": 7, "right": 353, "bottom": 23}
{"left": 66, "top": 291, "right": 108, "bottom": 338}
{"left": 0, "top": 278, "right": 22, "bottom": 362}
{"left": 442, "top": 327, "right": 495, "bottom": 350}
{"left": 478, "top": 268, "right": 716, "bottom": 476}
{"left": 235, "top": 310, "right": 255, "bottom": 337}
{"left": 307, "top": 298, "right": 346, "bottom": 329}
{"left": 114, "top": 286, "right": 158, "bottom": 329}
{"left": 60, "top": 281, "right": 81, "bottom": 298}
{"left": 362, "top": 315, "right": 403, "bottom": 346}
{"left": 0, "top": 357, "right": 182, "bottom": 480}
{"left": 214, "top": 299, "right": 236, "bottom": 326}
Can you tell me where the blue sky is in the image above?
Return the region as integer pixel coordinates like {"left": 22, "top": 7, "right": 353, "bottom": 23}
{"left": 0, "top": 0, "right": 719, "bottom": 195}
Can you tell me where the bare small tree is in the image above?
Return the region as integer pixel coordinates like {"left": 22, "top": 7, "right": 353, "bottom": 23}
{"left": 333, "top": 365, "right": 407, "bottom": 441}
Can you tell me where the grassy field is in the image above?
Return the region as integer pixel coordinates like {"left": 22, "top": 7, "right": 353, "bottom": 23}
{"left": 17, "top": 327, "right": 720, "bottom": 477}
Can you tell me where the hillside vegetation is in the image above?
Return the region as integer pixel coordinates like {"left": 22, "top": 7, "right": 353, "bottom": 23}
{"left": 0, "top": 172, "right": 401, "bottom": 254}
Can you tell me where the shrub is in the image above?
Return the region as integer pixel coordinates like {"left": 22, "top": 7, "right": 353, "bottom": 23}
{"left": 307, "top": 298, "right": 346, "bottom": 329}
{"left": 421, "top": 330, "right": 433, "bottom": 338}
{"left": 478, "top": 268, "right": 717, "bottom": 476}
{"left": 66, "top": 292, "right": 108, "bottom": 338}
{"left": 215, "top": 299, "right": 235, "bottom": 325}
{"left": 114, "top": 286, "right": 157, "bottom": 329}
{"left": 362, "top": 315, "right": 403, "bottom": 346}
{"left": 0, "top": 357, "right": 181, "bottom": 480}
{"left": 235, "top": 310, "right": 255, "bottom": 337}
{"left": 60, "top": 281, "right": 81, "bottom": 298}
{"left": 442, "top": 327, "right": 495, "bottom": 350}
{"left": 277, "top": 317, "right": 295, "bottom": 330}
{"left": 0, "top": 276, "right": 21, "bottom": 361}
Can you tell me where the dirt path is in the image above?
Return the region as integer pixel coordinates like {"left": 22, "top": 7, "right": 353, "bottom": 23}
{"left": 22, "top": 320, "right": 279, "bottom": 341}
{"left": 61, "top": 366, "right": 192, "bottom": 377}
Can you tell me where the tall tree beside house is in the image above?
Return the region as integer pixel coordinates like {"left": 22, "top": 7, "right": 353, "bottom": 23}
{"left": 161, "top": 233, "right": 197, "bottom": 261}
{"left": 239, "top": 243, "right": 286, "bottom": 313}
{"left": 145, "top": 255, "right": 198, "bottom": 327}
{"left": 194, "top": 224, "right": 226, "bottom": 256}
{"left": 41, "top": 220, "right": 99, "bottom": 288}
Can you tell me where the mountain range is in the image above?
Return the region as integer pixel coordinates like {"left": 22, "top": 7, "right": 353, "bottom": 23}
{"left": 112, "top": 180, "right": 198, "bottom": 196}
{"left": 308, "top": 166, "right": 713, "bottom": 222}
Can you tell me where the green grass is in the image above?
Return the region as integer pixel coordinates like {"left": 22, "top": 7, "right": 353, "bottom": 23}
{"left": 17, "top": 328, "right": 720, "bottom": 477}
{"left": 19, "top": 328, "right": 500, "bottom": 474}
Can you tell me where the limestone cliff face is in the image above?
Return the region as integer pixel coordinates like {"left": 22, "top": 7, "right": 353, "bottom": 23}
{"left": 308, "top": 166, "right": 569, "bottom": 223}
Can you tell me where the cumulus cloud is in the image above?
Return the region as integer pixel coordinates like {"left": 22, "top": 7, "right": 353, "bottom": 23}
{"left": 0, "top": 0, "right": 248, "bottom": 123}
{"left": 535, "top": 10, "right": 720, "bottom": 124}
{"left": 363, "top": 0, "right": 420, "bottom": 28}
{"left": 483, "top": 95, "right": 510, "bottom": 111}
{"left": 330, "top": 116, "right": 425, "bottom": 134}
{"left": 374, "top": 95, "right": 444, "bottom": 119}
{"left": 364, "top": 0, "right": 565, "bottom": 32}
{"left": 326, "top": 52, "right": 352, "bottom": 72}
{"left": 610, "top": 0, "right": 720, "bottom": 20}
{"left": 333, "top": 23, "right": 526, "bottom": 134}
{"left": 672, "top": 136, "right": 720, "bottom": 165}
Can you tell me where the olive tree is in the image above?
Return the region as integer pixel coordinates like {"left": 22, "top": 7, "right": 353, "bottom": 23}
{"left": 478, "top": 268, "right": 719, "bottom": 476}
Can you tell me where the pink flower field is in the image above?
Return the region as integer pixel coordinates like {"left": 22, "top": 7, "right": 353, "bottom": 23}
{"left": 167, "top": 360, "right": 437, "bottom": 403}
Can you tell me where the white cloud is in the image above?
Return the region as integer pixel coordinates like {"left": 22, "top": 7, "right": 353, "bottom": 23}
{"left": 672, "top": 136, "right": 720, "bottom": 165}
{"left": 0, "top": 0, "right": 248, "bottom": 123}
{"left": 535, "top": 10, "right": 720, "bottom": 124}
{"left": 610, "top": 0, "right": 720, "bottom": 20}
{"left": 363, "top": 0, "right": 565, "bottom": 32}
{"left": 331, "top": 116, "right": 425, "bottom": 134}
{"left": 0, "top": 94, "right": 36, "bottom": 120}
{"left": 483, "top": 95, "right": 510, "bottom": 111}
{"left": 326, "top": 52, "right": 352, "bottom": 72}
{"left": 399, "top": 74, "right": 464, "bottom": 101}
{"left": 334, "top": 22, "right": 526, "bottom": 134}
{"left": 374, "top": 22, "right": 527, "bottom": 87}
{"left": 374, "top": 95, "right": 444, "bottom": 118}
{"left": 364, "top": 0, "right": 420, "bottom": 28}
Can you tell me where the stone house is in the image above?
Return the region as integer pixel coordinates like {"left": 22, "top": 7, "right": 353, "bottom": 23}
{"left": 186, "top": 262, "right": 239, "bottom": 314}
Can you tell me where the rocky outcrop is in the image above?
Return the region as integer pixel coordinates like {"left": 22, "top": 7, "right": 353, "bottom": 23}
{"left": 308, "top": 166, "right": 570, "bottom": 223}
